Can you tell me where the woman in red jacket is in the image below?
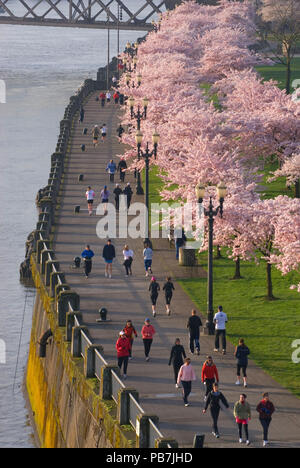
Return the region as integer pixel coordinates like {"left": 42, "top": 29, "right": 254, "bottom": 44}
{"left": 201, "top": 356, "right": 219, "bottom": 400}
{"left": 123, "top": 320, "right": 138, "bottom": 359}
{"left": 116, "top": 331, "right": 131, "bottom": 379}
{"left": 141, "top": 318, "right": 156, "bottom": 362}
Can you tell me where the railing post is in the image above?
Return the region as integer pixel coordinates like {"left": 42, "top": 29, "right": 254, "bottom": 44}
{"left": 136, "top": 414, "right": 159, "bottom": 448}
{"left": 66, "top": 311, "right": 82, "bottom": 342}
{"left": 99, "top": 365, "right": 120, "bottom": 400}
{"left": 40, "top": 249, "right": 55, "bottom": 274}
{"left": 84, "top": 344, "right": 104, "bottom": 378}
{"left": 45, "top": 260, "right": 60, "bottom": 286}
{"left": 71, "top": 326, "right": 88, "bottom": 357}
{"left": 57, "top": 290, "right": 80, "bottom": 328}
{"left": 50, "top": 271, "right": 65, "bottom": 297}
{"left": 36, "top": 240, "right": 50, "bottom": 265}
{"left": 155, "top": 438, "right": 179, "bottom": 448}
{"left": 118, "top": 389, "right": 139, "bottom": 426}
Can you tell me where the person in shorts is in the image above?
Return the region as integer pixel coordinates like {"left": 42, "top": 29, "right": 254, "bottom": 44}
{"left": 85, "top": 186, "right": 95, "bottom": 216}
{"left": 102, "top": 239, "right": 115, "bottom": 279}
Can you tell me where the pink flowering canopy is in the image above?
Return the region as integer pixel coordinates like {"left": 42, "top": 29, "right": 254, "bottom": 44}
{"left": 116, "top": 0, "right": 300, "bottom": 293}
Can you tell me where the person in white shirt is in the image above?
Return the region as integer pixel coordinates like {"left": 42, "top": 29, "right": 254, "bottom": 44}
{"left": 213, "top": 305, "right": 228, "bottom": 355}
{"left": 85, "top": 186, "right": 95, "bottom": 216}
{"left": 123, "top": 245, "right": 134, "bottom": 276}
{"left": 106, "top": 91, "right": 111, "bottom": 103}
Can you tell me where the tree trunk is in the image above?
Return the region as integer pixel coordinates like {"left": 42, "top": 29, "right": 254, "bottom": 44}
{"left": 266, "top": 262, "right": 274, "bottom": 300}
{"left": 285, "top": 48, "right": 291, "bottom": 95}
{"left": 233, "top": 257, "right": 242, "bottom": 279}
{"left": 295, "top": 179, "right": 300, "bottom": 199}
{"left": 215, "top": 245, "right": 222, "bottom": 259}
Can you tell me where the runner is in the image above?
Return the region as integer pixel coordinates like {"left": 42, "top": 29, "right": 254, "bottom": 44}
{"left": 113, "top": 183, "right": 123, "bottom": 211}
{"left": 116, "top": 331, "right": 131, "bottom": 380}
{"left": 234, "top": 338, "right": 250, "bottom": 387}
{"left": 122, "top": 245, "right": 134, "bottom": 276}
{"left": 177, "top": 358, "right": 197, "bottom": 407}
{"left": 106, "top": 159, "right": 116, "bottom": 182}
{"left": 106, "top": 90, "right": 111, "bottom": 103}
{"left": 85, "top": 186, "right": 95, "bottom": 216}
{"left": 141, "top": 318, "right": 156, "bottom": 362}
{"left": 102, "top": 238, "right": 115, "bottom": 279}
{"left": 168, "top": 338, "right": 186, "bottom": 388}
{"left": 81, "top": 244, "right": 95, "bottom": 279}
{"left": 213, "top": 305, "right": 228, "bottom": 355}
{"left": 99, "top": 91, "right": 106, "bottom": 107}
{"left": 201, "top": 356, "right": 219, "bottom": 401}
{"left": 163, "top": 276, "right": 175, "bottom": 315}
{"left": 149, "top": 276, "right": 160, "bottom": 317}
{"left": 143, "top": 243, "right": 153, "bottom": 277}
{"left": 123, "top": 320, "right": 138, "bottom": 359}
{"left": 117, "top": 156, "right": 127, "bottom": 181}
{"left": 100, "top": 185, "right": 110, "bottom": 214}
{"left": 91, "top": 125, "right": 100, "bottom": 148}
{"left": 123, "top": 182, "right": 133, "bottom": 209}
{"left": 101, "top": 123, "right": 107, "bottom": 142}
{"left": 202, "top": 382, "right": 229, "bottom": 439}
{"left": 79, "top": 106, "right": 85, "bottom": 123}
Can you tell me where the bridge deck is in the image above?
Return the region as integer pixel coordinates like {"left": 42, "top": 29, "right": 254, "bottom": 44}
{"left": 53, "top": 91, "right": 300, "bottom": 448}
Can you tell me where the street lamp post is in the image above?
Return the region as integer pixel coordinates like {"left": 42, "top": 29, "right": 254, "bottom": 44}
{"left": 129, "top": 97, "right": 150, "bottom": 195}
{"left": 195, "top": 182, "right": 227, "bottom": 335}
{"left": 135, "top": 130, "right": 160, "bottom": 241}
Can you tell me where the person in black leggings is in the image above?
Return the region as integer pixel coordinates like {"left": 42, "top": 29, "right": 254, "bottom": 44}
{"left": 168, "top": 338, "right": 186, "bottom": 388}
{"left": 149, "top": 277, "right": 160, "bottom": 317}
{"left": 203, "top": 383, "right": 229, "bottom": 438}
{"left": 163, "top": 277, "right": 175, "bottom": 316}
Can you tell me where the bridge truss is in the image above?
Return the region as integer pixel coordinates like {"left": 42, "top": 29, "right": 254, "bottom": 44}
{"left": 0, "top": 0, "right": 172, "bottom": 31}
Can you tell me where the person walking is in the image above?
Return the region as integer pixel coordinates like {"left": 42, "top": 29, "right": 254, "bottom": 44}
{"left": 91, "top": 125, "right": 100, "bottom": 148}
{"left": 123, "top": 182, "right": 133, "bottom": 209}
{"left": 85, "top": 186, "right": 95, "bottom": 216}
{"left": 99, "top": 91, "right": 106, "bottom": 107}
{"left": 81, "top": 244, "right": 95, "bottom": 278}
{"left": 201, "top": 356, "right": 219, "bottom": 400}
{"left": 116, "top": 331, "right": 131, "bottom": 379}
{"left": 213, "top": 305, "right": 228, "bottom": 355}
{"left": 123, "top": 320, "right": 138, "bottom": 359}
{"left": 234, "top": 338, "right": 250, "bottom": 387}
{"left": 141, "top": 318, "right": 156, "bottom": 362}
{"left": 187, "top": 309, "right": 202, "bottom": 355}
{"left": 256, "top": 392, "right": 275, "bottom": 447}
{"left": 100, "top": 185, "right": 110, "bottom": 214}
{"left": 106, "top": 159, "right": 116, "bottom": 182}
{"left": 106, "top": 90, "right": 111, "bottom": 103}
{"left": 203, "top": 382, "right": 229, "bottom": 439}
{"left": 143, "top": 243, "right": 153, "bottom": 277}
{"left": 117, "top": 125, "right": 125, "bottom": 143}
{"left": 123, "top": 245, "right": 134, "bottom": 276}
{"left": 113, "top": 183, "right": 123, "bottom": 211}
{"left": 233, "top": 393, "right": 251, "bottom": 445}
{"left": 79, "top": 106, "right": 85, "bottom": 123}
{"left": 168, "top": 338, "right": 186, "bottom": 388}
{"left": 117, "top": 157, "right": 127, "bottom": 181}
{"left": 113, "top": 90, "right": 120, "bottom": 104}
{"left": 149, "top": 276, "right": 160, "bottom": 317}
{"left": 175, "top": 228, "right": 187, "bottom": 260}
{"left": 177, "top": 358, "right": 197, "bottom": 407}
{"left": 102, "top": 239, "right": 115, "bottom": 279}
{"left": 163, "top": 277, "right": 175, "bottom": 316}
{"left": 101, "top": 123, "right": 107, "bottom": 142}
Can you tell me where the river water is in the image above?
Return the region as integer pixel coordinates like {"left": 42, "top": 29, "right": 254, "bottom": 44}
{"left": 0, "top": 0, "right": 157, "bottom": 448}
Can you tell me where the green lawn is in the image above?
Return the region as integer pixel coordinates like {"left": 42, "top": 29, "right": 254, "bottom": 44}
{"left": 178, "top": 253, "right": 300, "bottom": 398}
{"left": 256, "top": 57, "right": 300, "bottom": 91}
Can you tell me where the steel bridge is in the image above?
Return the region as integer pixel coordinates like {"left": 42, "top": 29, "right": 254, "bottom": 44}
{"left": 0, "top": 0, "right": 181, "bottom": 31}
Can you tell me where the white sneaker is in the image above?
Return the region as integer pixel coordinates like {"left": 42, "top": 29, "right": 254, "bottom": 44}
{"left": 235, "top": 380, "right": 241, "bottom": 385}
{"left": 239, "top": 438, "right": 243, "bottom": 444}
{"left": 246, "top": 440, "right": 250, "bottom": 446}
{"left": 105, "top": 272, "right": 108, "bottom": 277}
{"left": 263, "top": 440, "right": 268, "bottom": 447}
{"left": 123, "top": 374, "right": 127, "bottom": 380}
{"left": 153, "top": 311, "right": 156, "bottom": 317}
{"left": 109, "top": 274, "right": 112, "bottom": 279}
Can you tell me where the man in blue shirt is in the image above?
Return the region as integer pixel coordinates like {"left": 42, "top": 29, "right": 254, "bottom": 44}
{"left": 81, "top": 245, "right": 95, "bottom": 278}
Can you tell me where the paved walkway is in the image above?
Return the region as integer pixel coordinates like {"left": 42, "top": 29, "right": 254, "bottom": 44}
{"left": 54, "top": 91, "right": 300, "bottom": 448}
